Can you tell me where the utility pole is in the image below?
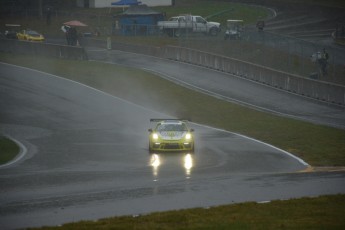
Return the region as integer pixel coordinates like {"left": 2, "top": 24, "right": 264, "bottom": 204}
{"left": 38, "top": 0, "right": 43, "bottom": 18}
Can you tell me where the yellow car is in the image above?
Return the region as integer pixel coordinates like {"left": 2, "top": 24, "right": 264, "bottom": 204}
{"left": 17, "top": 29, "right": 45, "bottom": 42}
{"left": 148, "top": 119, "right": 194, "bottom": 153}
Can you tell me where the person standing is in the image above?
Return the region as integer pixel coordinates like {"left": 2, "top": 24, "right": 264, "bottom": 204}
{"left": 320, "top": 48, "right": 329, "bottom": 76}
{"left": 256, "top": 20, "right": 265, "bottom": 31}
{"left": 46, "top": 7, "right": 52, "bottom": 26}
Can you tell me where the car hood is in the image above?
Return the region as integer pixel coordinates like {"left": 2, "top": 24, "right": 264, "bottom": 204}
{"left": 208, "top": 22, "right": 220, "bottom": 28}
{"left": 159, "top": 131, "right": 186, "bottom": 140}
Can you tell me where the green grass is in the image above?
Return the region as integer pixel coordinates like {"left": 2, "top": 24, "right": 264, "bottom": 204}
{"left": 1, "top": 53, "right": 344, "bottom": 167}
{"left": 0, "top": 136, "right": 19, "bottom": 164}
{"left": 29, "top": 194, "right": 345, "bottom": 229}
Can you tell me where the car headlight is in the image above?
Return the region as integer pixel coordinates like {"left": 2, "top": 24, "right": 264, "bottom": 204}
{"left": 152, "top": 133, "right": 158, "bottom": 140}
{"left": 185, "top": 133, "right": 192, "bottom": 140}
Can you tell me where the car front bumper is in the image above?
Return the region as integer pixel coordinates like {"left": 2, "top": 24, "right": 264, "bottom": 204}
{"left": 150, "top": 140, "right": 194, "bottom": 152}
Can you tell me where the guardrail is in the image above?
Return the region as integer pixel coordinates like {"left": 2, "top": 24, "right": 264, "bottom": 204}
{"left": 0, "top": 38, "right": 88, "bottom": 60}
{"left": 2, "top": 37, "right": 344, "bottom": 106}
{"left": 163, "top": 46, "right": 345, "bottom": 106}
{"left": 106, "top": 40, "right": 344, "bottom": 106}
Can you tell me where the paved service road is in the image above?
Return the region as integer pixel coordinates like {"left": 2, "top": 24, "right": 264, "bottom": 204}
{"left": 87, "top": 48, "right": 345, "bottom": 130}
{"left": 0, "top": 63, "right": 344, "bottom": 229}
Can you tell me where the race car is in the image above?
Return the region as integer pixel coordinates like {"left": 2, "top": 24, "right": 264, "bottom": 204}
{"left": 17, "top": 29, "right": 45, "bottom": 42}
{"left": 148, "top": 119, "right": 194, "bottom": 153}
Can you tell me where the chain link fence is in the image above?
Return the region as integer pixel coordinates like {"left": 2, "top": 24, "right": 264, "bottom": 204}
{"left": 108, "top": 23, "right": 344, "bottom": 85}
{"left": 172, "top": 29, "right": 344, "bottom": 86}
{"left": 2, "top": 9, "right": 344, "bottom": 86}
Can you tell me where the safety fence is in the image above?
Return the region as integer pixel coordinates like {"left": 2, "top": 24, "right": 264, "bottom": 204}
{"left": 107, "top": 40, "right": 345, "bottom": 106}
{"left": 1, "top": 37, "right": 343, "bottom": 106}
{"left": 0, "top": 38, "right": 88, "bottom": 60}
{"left": 165, "top": 46, "right": 345, "bottom": 106}
{"left": 3, "top": 7, "right": 343, "bottom": 84}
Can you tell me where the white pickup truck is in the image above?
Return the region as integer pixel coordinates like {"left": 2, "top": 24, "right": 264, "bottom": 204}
{"left": 157, "top": 15, "right": 221, "bottom": 37}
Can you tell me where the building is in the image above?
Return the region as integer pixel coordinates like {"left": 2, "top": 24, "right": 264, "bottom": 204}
{"left": 77, "top": 0, "right": 172, "bottom": 8}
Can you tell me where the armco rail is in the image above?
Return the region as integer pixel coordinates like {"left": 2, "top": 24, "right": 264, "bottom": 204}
{"left": 0, "top": 38, "right": 88, "bottom": 60}
{"left": 163, "top": 46, "right": 345, "bottom": 106}
{"left": 1, "top": 37, "right": 343, "bottom": 106}
{"left": 108, "top": 41, "right": 344, "bottom": 106}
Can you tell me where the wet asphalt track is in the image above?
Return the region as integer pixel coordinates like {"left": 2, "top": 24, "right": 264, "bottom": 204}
{"left": 0, "top": 60, "right": 344, "bottom": 229}
{"left": 87, "top": 48, "right": 345, "bottom": 129}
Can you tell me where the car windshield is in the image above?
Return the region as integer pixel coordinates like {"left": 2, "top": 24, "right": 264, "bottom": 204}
{"left": 157, "top": 123, "right": 188, "bottom": 132}
{"left": 27, "top": 30, "right": 40, "bottom": 36}
{"left": 169, "top": 17, "right": 179, "bottom": 21}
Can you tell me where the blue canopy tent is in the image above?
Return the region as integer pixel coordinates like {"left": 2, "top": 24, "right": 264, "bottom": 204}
{"left": 114, "top": 4, "right": 164, "bottom": 36}
{"left": 112, "top": 0, "right": 142, "bottom": 9}
{"left": 111, "top": 0, "right": 142, "bottom": 5}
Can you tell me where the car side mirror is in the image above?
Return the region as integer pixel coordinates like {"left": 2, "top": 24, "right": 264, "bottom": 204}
{"left": 148, "top": 129, "right": 153, "bottom": 133}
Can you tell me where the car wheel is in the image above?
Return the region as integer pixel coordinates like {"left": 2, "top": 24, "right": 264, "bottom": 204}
{"left": 166, "top": 29, "right": 174, "bottom": 37}
{"left": 149, "top": 142, "right": 153, "bottom": 153}
{"left": 209, "top": 27, "right": 218, "bottom": 36}
{"left": 174, "top": 29, "right": 182, "bottom": 37}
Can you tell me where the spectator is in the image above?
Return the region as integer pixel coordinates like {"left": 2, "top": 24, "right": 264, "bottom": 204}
{"left": 319, "top": 48, "right": 329, "bottom": 76}
{"left": 256, "top": 20, "right": 265, "bottom": 31}
{"left": 69, "top": 27, "right": 78, "bottom": 46}
{"left": 62, "top": 25, "right": 72, "bottom": 45}
{"left": 46, "top": 8, "right": 52, "bottom": 25}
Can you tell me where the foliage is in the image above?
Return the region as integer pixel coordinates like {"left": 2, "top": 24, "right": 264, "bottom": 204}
{"left": 0, "top": 136, "right": 19, "bottom": 164}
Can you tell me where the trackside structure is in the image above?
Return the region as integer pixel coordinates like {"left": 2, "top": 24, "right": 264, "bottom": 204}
{"left": 76, "top": 0, "right": 172, "bottom": 8}
{"left": 0, "top": 39, "right": 343, "bottom": 107}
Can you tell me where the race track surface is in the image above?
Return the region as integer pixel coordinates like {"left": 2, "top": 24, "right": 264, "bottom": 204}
{"left": 87, "top": 48, "right": 345, "bottom": 129}
{"left": 0, "top": 62, "right": 344, "bottom": 229}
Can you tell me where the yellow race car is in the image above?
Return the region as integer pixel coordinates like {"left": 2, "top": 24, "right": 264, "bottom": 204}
{"left": 148, "top": 119, "right": 194, "bottom": 153}
{"left": 17, "top": 29, "right": 45, "bottom": 42}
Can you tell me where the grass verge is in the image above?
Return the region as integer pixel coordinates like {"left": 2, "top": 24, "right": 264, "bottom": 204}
{"left": 1, "top": 52, "right": 344, "bottom": 167}
{"left": 0, "top": 136, "right": 19, "bottom": 164}
{"left": 29, "top": 194, "right": 345, "bottom": 229}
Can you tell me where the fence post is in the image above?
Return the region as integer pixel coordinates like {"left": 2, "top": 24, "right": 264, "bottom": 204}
{"left": 107, "top": 37, "right": 112, "bottom": 50}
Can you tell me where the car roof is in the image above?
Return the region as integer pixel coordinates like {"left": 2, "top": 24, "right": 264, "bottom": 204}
{"left": 160, "top": 120, "right": 184, "bottom": 125}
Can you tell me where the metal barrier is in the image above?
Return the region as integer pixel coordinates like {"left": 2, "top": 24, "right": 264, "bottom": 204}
{"left": 162, "top": 45, "right": 345, "bottom": 106}
{"left": 105, "top": 40, "right": 345, "bottom": 105}
{"left": 2, "top": 36, "right": 344, "bottom": 106}
{"left": 0, "top": 38, "right": 88, "bottom": 60}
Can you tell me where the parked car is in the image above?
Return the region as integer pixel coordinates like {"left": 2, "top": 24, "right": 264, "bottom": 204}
{"left": 158, "top": 14, "right": 221, "bottom": 37}
{"left": 17, "top": 29, "right": 45, "bottom": 42}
